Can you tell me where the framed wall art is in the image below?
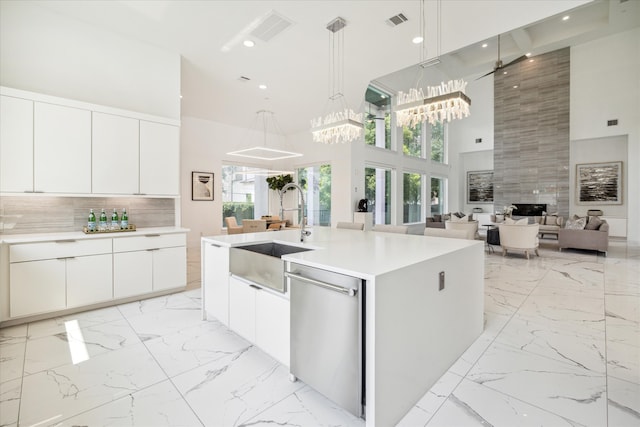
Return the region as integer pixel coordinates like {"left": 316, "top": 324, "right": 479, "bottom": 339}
{"left": 192, "top": 171, "right": 214, "bottom": 201}
{"left": 467, "top": 170, "right": 494, "bottom": 203}
{"left": 576, "top": 161, "right": 622, "bottom": 205}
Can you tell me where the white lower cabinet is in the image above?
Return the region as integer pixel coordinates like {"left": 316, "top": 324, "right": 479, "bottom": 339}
{"left": 203, "top": 242, "right": 230, "bottom": 326}
{"left": 113, "top": 251, "right": 153, "bottom": 299}
{"left": 153, "top": 246, "right": 187, "bottom": 291}
{"left": 10, "top": 259, "right": 66, "bottom": 318}
{"left": 66, "top": 254, "right": 113, "bottom": 308}
{"left": 228, "top": 275, "right": 290, "bottom": 366}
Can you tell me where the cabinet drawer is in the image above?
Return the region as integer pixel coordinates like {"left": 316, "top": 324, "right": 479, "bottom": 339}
{"left": 10, "top": 239, "right": 112, "bottom": 263}
{"left": 113, "top": 233, "right": 185, "bottom": 252}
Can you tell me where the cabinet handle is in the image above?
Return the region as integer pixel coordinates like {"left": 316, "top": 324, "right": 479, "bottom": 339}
{"left": 56, "top": 257, "right": 75, "bottom": 260}
{"left": 133, "top": 193, "right": 147, "bottom": 196}
{"left": 249, "top": 284, "right": 262, "bottom": 291}
{"left": 145, "top": 234, "right": 161, "bottom": 238}
{"left": 146, "top": 248, "right": 159, "bottom": 251}
{"left": 55, "top": 240, "right": 77, "bottom": 243}
{"left": 208, "top": 243, "right": 222, "bottom": 248}
{"left": 23, "top": 190, "right": 34, "bottom": 193}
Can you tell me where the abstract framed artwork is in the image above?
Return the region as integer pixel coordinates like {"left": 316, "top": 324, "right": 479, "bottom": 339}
{"left": 192, "top": 171, "right": 214, "bottom": 201}
{"left": 467, "top": 170, "right": 494, "bottom": 203}
{"left": 576, "top": 161, "right": 622, "bottom": 205}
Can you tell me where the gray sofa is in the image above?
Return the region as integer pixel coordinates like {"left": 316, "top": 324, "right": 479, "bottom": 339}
{"left": 558, "top": 218, "right": 609, "bottom": 255}
{"left": 533, "top": 215, "right": 564, "bottom": 239}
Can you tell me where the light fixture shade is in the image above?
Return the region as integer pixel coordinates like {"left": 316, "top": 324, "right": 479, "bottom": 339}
{"left": 226, "top": 147, "right": 302, "bottom": 161}
{"left": 311, "top": 108, "right": 364, "bottom": 144}
{"left": 395, "top": 79, "right": 471, "bottom": 127}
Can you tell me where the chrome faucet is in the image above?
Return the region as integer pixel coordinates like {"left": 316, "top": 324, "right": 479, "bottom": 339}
{"left": 280, "top": 182, "right": 311, "bottom": 242}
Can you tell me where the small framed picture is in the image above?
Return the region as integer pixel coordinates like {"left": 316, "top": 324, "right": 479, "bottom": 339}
{"left": 192, "top": 172, "right": 214, "bottom": 201}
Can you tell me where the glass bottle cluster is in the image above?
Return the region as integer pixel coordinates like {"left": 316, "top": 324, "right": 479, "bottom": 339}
{"left": 88, "top": 208, "right": 128, "bottom": 231}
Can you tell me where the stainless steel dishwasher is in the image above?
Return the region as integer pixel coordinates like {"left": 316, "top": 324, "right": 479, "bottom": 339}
{"left": 285, "top": 262, "right": 364, "bottom": 419}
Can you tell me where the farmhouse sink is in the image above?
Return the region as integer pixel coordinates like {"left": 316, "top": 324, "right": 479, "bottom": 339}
{"left": 229, "top": 242, "right": 314, "bottom": 293}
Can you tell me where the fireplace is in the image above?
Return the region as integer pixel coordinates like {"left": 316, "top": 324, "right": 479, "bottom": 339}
{"left": 512, "top": 203, "right": 547, "bottom": 217}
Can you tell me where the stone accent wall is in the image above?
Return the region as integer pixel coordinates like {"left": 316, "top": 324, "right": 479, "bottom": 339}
{"left": 493, "top": 48, "right": 570, "bottom": 217}
{"left": 0, "top": 196, "right": 175, "bottom": 234}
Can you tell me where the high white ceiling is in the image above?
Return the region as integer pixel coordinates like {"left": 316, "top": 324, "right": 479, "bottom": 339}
{"left": 31, "top": 0, "right": 639, "bottom": 135}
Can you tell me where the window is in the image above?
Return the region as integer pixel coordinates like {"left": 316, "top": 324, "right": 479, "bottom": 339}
{"left": 221, "top": 165, "right": 268, "bottom": 226}
{"left": 430, "top": 176, "right": 447, "bottom": 215}
{"left": 403, "top": 172, "right": 423, "bottom": 223}
{"left": 403, "top": 122, "right": 423, "bottom": 158}
{"left": 364, "top": 86, "right": 392, "bottom": 150}
{"left": 297, "top": 164, "right": 331, "bottom": 226}
{"left": 365, "top": 166, "right": 392, "bottom": 225}
{"left": 430, "top": 121, "right": 446, "bottom": 163}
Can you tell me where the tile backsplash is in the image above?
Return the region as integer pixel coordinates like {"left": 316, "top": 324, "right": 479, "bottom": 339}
{"left": 0, "top": 196, "right": 175, "bottom": 234}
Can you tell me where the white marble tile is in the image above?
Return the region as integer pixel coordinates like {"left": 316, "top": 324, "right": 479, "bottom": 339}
{"left": 541, "top": 262, "right": 605, "bottom": 294}
{"left": 606, "top": 331, "right": 640, "bottom": 385}
{"left": 495, "top": 314, "right": 606, "bottom": 374}
{"left": 516, "top": 291, "right": 605, "bottom": 333}
{"left": 27, "top": 306, "right": 125, "bottom": 340}
{"left": 18, "top": 343, "right": 167, "bottom": 426}
{"left": 608, "top": 376, "right": 640, "bottom": 426}
{"left": 172, "top": 345, "right": 304, "bottom": 426}
{"left": 55, "top": 380, "right": 202, "bottom": 427}
{"left": 0, "top": 341, "right": 26, "bottom": 384}
{"left": 425, "top": 378, "right": 584, "bottom": 427}
{"left": 466, "top": 341, "right": 607, "bottom": 427}
{"left": 144, "top": 319, "right": 251, "bottom": 378}
{"left": 606, "top": 294, "right": 640, "bottom": 324}
{"left": 123, "top": 303, "right": 203, "bottom": 341}
{"left": 117, "top": 292, "right": 199, "bottom": 319}
{"left": 24, "top": 319, "right": 141, "bottom": 376}
{"left": 448, "top": 335, "right": 494, "bottom": 377}
{"left": 0, "top": 324, "right": 28, "bottom": 346}
{"left": 239, "top": 385, "right": 364, "bottom": 427}
{"left": 396, "top": 371, "right": 463, "bottom": 427}
{"left": 182, "top": 287, "right": 202, "bottom": 306}
{"left": 0, "top": 377, "right": 21, "bottom": 427}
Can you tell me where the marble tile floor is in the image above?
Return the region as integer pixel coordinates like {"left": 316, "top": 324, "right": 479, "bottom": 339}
{"left": 1, "top": 241, "right": 638, "bottom": 427}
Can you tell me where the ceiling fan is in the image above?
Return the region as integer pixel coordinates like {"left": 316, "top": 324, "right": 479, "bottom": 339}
{"left": 477, "top": 34, "right": 528, "bottom": 80}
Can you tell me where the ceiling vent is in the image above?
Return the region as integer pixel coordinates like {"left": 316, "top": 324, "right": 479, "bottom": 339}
{"left": 386, "top": 13, "right": 408, "bottom": 27}
{"left": 250, "top": 10, "right": 293, "bottom": 42}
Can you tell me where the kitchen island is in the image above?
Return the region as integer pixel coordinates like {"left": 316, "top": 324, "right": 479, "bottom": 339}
{"left": 201, "top": 227, "right": 483, "bottom": 427}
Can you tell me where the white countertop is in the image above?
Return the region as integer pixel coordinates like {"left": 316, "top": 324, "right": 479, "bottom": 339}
{"left": 202, "top": 227, "right": 482, "bottom": 280}
{"left": 1, "top": 227, "right": 189, "bottom": 244}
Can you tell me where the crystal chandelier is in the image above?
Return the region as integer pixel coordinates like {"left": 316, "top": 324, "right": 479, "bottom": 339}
{"left": 311, "top": 17, "right": 363, "bottom": 144}
{"left": 395, "top": 0, "right": 471, "bottom": 127}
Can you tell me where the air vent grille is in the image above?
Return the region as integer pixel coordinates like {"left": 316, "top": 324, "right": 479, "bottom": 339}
{"left": 386, "top": 13, "right": 408, "bottom": 27}
{"left": 250, "top": 11, "right": 293, "bottom": 42}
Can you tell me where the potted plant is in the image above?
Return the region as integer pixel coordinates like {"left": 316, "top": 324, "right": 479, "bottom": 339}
{"left": 266, "top": 174, "right": 293, "bottom": 194}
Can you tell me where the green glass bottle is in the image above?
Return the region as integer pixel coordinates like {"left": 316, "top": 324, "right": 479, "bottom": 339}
{"left": 99, "top": 208, "right": 108, "bottom": 231}
{"left": 111, "top": 208, "right": 119, "bottom": 230}
{"left": 88, "top": 209, "right": 96, "bottom": 232}
{"left": 121, "top": 208, "right": 128, "bottom": 229}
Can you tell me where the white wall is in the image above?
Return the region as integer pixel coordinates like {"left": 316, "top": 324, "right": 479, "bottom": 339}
{"left": 571, "top": 28, "right": 640, "bottom": 243}
{"left": 0, "top": 1, "right": 180, "bottom": 120}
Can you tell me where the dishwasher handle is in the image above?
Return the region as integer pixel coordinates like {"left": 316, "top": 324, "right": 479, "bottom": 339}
{"left": 285, "top": 271, "right": 357, "bottom": 297}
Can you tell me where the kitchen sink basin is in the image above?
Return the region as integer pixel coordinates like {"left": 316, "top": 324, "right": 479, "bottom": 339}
{"left": 229, "top": 242, "right": 314, "bottom": 293}
{"left": 236, "top": 242, "right": 313, "bottom": 258}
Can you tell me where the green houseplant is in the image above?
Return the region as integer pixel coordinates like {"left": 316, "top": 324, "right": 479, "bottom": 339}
{"left": 266, "top": 174, "right": 293, "bottom": 193}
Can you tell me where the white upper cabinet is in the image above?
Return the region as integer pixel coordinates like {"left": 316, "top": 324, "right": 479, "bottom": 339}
{"left": 92, "top": 112, "right": 140, "bottom": 194}
{"left": 140, "top": 121, "right": 179, "bottom": 196}
{"left": 0, "top": 95, "right": 33, "bottom": 192}
{"left": 34, "top": 102, "right": 91, "bottom": 193}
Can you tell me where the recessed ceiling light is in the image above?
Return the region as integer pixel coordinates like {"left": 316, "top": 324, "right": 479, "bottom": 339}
{"left": 529, "top": 59, "right": 534, "bottom": 63}
{"left": 412, "top": 36, "right": 423, "bottom": 44}
{"left": 503, "top": 71, "right": 508, "bottom": 75}
{"left": 513, "top": 85, "right": 519, "bottom": 89}
{"left": 258, "top": 84, "right": 267, "bottom": 90}
{"left": 243, "top": 40, "right": 255, "bottom": 47}
{"left": 482, "top": 43, "right": 488, "bottom": 48}
{"left": 562, "top": 15, "right": 570, "bottom": 21}
{"left": 525, "top": 52, "right": 532, "bottom": 57}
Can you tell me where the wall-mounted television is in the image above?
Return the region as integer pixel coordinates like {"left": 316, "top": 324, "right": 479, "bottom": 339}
{"left": 512, "top": 203, "right": 547, "bottom": 216}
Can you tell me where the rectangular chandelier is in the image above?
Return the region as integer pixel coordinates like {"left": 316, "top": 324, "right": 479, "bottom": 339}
{"left": 311, "top": 107, "right": 364, "bottom": 145}
{"left": 226, "top": 147, "right": 303, "bottom": 161}
{"left": 395, "top": 79, "right": 471, "bottom": 128}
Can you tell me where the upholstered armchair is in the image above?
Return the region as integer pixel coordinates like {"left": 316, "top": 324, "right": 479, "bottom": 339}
{"left": 424, "top": 228, "right": 468, "bottom": 240}
{"left": 498, "top": 223, "right": 540, "bottom": 259}
{"left": 372, "top": 224, "right": 409, "bottom": 234}
{"left": 445, "top": 220, "right": 479, "bottom": 240}
{"left": 224, "top": 217, "right": 243, "bottom": 235}
{"left": 242, "top": 219, "right": 267, "bottom": 233}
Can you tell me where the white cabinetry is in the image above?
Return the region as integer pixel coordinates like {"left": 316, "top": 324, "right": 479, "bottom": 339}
{"left": 140, "top": 121, "right": 179, "bottom": 196}
{"left": 34, "top": 102, "right": 91, "bottom": 193}
{"left": 0, "top": 95, "right": 33, "bottom": 192}
{"left": 203, "top": 242, "right": 230, "bottom": 326}
{"left": 9, "top": 239, "right": 112, "bottom": 317}
{"left": 92, "top": 112, "right": 139, "bottom": 194}
{"left": 113, "top": 233, "right": 186, "bottom": 299}
{"left": 228, "top": 275, "right": 290, "bottom": 366}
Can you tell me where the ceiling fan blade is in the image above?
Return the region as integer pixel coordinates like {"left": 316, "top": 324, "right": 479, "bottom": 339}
{"left": 503, "top": 54, "right": 528, "bottom": 69}
{"left": 476, "top": 69, "right": 497, "bottom": 80}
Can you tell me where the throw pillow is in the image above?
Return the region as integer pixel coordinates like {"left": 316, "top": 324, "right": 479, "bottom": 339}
{"left": 442, "top": 214, "right": 451, "bottom": 221}
{"left": 450, "top": 214, "right": 468, "bottom": 222}
{"left": 515, "top": 218, "right": 528, "bottom": 225}
{"left": 566, "top": 217, "right": 586, "bottom": 230}
{"left": 585, "top": 216, "right": 603, "bottom": 230}
{"left": 453, "top": 212, "right": 465, "bottom": 218}
{"left": 545, "top": 215, "right": 559, "bottom": 226}
{"left": 504, "top": 218, "right": 516, "bottom": 225}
